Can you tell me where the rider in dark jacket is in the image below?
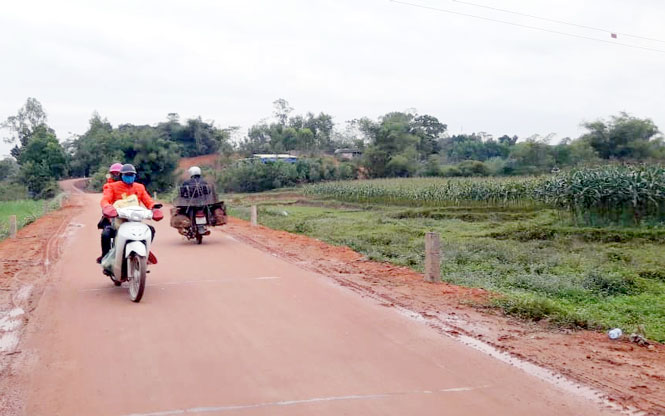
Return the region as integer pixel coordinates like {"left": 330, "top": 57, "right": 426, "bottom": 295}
{"left": 180, "top": 166, "right": 210, "bottom": 198}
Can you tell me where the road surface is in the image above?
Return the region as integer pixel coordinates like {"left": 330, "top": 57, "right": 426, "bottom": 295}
{"left": 12, "top": 188, "right": 618, "bottom": 415}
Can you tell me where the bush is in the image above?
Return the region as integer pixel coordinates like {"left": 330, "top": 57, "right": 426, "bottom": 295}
{"left": 0, "top": 182, "right": 29, "bottom": 201}
{"left": 457, "top": 160, "right": 490, "bottom": 177}
{"left": 88, "top": 166, "right": 108, "bottom": 192}
{"left": 485, "top": 157, "right": 508, "bottom": 176}
{"left": 0, "top": 158, "right": 19, "bottom": 181}
{"left": 421, "top": 155, "right": 443, "bottom": 177}
{"left": 218, "top": 157, "right": 358, "bottom": 193}
{"left": 19, "top": 161, "right": 54, "bottom": 198}
{"left": 581, "top": 271, "right": 638, "bottom": 296}
{"left": 386, "top": 154, "right": 416, "bottom": 177}
{"left": 36, "top": 180, "right": 60, "bottom": 199}
{"left": 494, "top": 294, "right": 565, "bottom": 321}
{"left": 441, "top": 166, "right": 462, "bottom": 177}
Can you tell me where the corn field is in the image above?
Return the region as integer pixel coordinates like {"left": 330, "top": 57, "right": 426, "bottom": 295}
{"left": 305, "top": 165, "right": 665, "bottom": 225}
{"left": 305, "top": 177, "right": 546, "bottom": 207}
{"left": 539, "top": 165, "right": 665, "bottom": 225}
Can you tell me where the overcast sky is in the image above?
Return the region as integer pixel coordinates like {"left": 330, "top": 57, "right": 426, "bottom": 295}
{"left": 1, "top": 0, "right": 664, "bottom": 157}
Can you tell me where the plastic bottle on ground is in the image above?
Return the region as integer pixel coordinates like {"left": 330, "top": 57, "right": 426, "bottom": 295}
{"left": 608, "top": 328, "right": 622, "bottom": 340}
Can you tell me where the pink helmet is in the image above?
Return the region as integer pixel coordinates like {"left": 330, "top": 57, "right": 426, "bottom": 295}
{"left": 109, "top": 163, "right": 123, "bottom": 174}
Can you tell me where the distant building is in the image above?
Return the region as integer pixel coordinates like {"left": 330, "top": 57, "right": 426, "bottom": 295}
{"left": 334, "top": 148, "right": 362, "bottom": 160}
{"left": 252, "top": 154, "right": 299, "bottom": 164}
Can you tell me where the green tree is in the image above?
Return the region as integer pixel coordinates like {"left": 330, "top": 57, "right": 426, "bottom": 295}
{"left": 568, "top": 139, "right": 600, "bottom": 166}
{"left": 0, "top": 158, "right": 19, "bottom": 181}
{"left": 117, "top": 128, "right": 180, "bottom": 193}
{"left": 360, "top": 112, "right": 420, "bottom": 178}
{"left": 177, "top": 118, "right": 231, "bottom": 157}
{"left": 580, "top": 113, "right": 662, "bottom": 160}
{"left": 240, "top": 103, "right": 336, "bottom": 155}
{"left": 17, "top": 130, "right": 67, "bottom": 197}
{"left": 1, "top": 97, "right": 52, "bottom": 158}
{"left": 303, "top": 112, "right": 334, "bottom": 151}
{"left": 507, "top": 136, "right": 555, "bottom": 175}
{"left": 498, "top": 135, "right": 519, "bottom": 146}
{"left": 241, "top": 122, "right": 273, "bottom": 155}
{"left": 440, "top": 134, "right": 510, "bottom": 162}
{"left": 273, "top": 98, "right": 293, "bottom": 126}
{"left": 67, "top": 113, "right": 119, "bottom": 177}
{"left": 411, "top": 114, "right": 446, "bottom": 160}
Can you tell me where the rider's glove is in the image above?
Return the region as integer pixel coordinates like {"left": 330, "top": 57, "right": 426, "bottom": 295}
{"left": 152, "top": 208, "right": 164, "bottom": 221}
{"left": 102, "top": 205, "right": 118, "bottom": 218}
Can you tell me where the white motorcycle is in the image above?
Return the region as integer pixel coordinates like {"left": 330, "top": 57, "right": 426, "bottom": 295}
{"left": 101, "top": 204, "right": 162, "bottom": 302}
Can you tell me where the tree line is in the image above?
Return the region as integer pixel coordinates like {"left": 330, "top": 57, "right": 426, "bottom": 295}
{"left": 1, "top": 97, "right": 663, "bottom": 199}
{"left": 220, "top": 100, "right": 664, "bottom": 191}
{"left": 1, "top": 98, "right": 235, "bottom": 198}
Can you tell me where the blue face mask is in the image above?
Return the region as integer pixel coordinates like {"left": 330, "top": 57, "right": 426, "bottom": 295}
{"left": 122, "top": 174, "right": 136, "bottom": 185}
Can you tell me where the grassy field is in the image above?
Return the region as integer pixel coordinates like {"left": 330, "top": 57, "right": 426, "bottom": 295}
{"left": 228, "top": 187, "right": 665, "bottom": 342}
{"left": 0, "top": 199, "right": 58, "bottom": 240}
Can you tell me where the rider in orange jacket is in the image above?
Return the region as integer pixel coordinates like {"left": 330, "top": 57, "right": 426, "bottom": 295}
{"left": 97, "top": 164, "right": 163, "bottom": 263}
{"left": 100, "top": 176, "right": 156, "bottom": 211}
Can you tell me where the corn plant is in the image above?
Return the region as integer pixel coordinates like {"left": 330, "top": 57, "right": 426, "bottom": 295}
{"left": 539, "top": 165, "right": 665, "bottom": 225}
{"left": 305, "top": 165, "right": 665, "bottom": 226}
{"left": 305, "top": 177, "right": 546, "bottom": 208}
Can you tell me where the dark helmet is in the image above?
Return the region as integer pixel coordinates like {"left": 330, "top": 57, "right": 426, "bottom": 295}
{"left": 120, "top": 164, "right": 137, "bottom": 175}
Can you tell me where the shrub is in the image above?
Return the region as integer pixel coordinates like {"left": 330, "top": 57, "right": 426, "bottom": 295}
{"left": 457, "top": 160, "right": 490, "bottom": 177}
{"left": 0, "top": 182, "right": 29, "bottom": 201}
{"left": 441, "top": 166, "right": 462, "bottom": 177}
{"left": 218, "top": 158, "right": 358, "bottom": 193}
{"left": 494, "top": 294, "right": 566, "bottom": 321}
{"left": 581, "top": 271, "right": 638, "bottom": 296}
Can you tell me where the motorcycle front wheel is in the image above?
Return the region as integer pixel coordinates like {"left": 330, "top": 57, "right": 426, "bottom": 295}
{"left": 127, "top": 254, "right": 147, "bottom": 302}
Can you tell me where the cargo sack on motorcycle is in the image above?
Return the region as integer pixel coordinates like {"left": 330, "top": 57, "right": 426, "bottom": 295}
{"left": 169, "top": 207, "right": 191, "bottom": 229}
{"left": 211, "top": 207, "right": 227, "bottom": 226}
{"left": 169, "top": 207, "right": 178, "bottom": 226}
{"left": 113, "top": 194, "right": 140, "bottom": 209}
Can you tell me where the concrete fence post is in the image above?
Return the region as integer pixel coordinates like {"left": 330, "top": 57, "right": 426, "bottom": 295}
{"left": 9, "top": 215, "right": 17, "bottom": 239}
{"left": 43, "top": 200, "right": 49, "bottom": 214}
{"left": 250, "top": 205, "right": 258, "bottom": 226}
{"left": 424, "top": 232, "right": 440, "bottom": 283}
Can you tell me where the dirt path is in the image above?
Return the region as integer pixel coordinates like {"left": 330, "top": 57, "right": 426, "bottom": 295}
{"left": 0, "top": 183, "right": 81, "bottom": 412}
{"left": 0, "top": 185, "right": 647, "bottom": 415}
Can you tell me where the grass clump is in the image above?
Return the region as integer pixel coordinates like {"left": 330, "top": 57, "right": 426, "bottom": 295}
{"left": 581, "top": 271, "right": 638, "bottom": 297}
{"left": 0, "top": 199, "right": 47, "bottom": 240}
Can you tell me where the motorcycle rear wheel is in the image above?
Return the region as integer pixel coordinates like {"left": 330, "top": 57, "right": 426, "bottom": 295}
{"left": 127, "top": 254, "right": 147, "bottom": 302}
